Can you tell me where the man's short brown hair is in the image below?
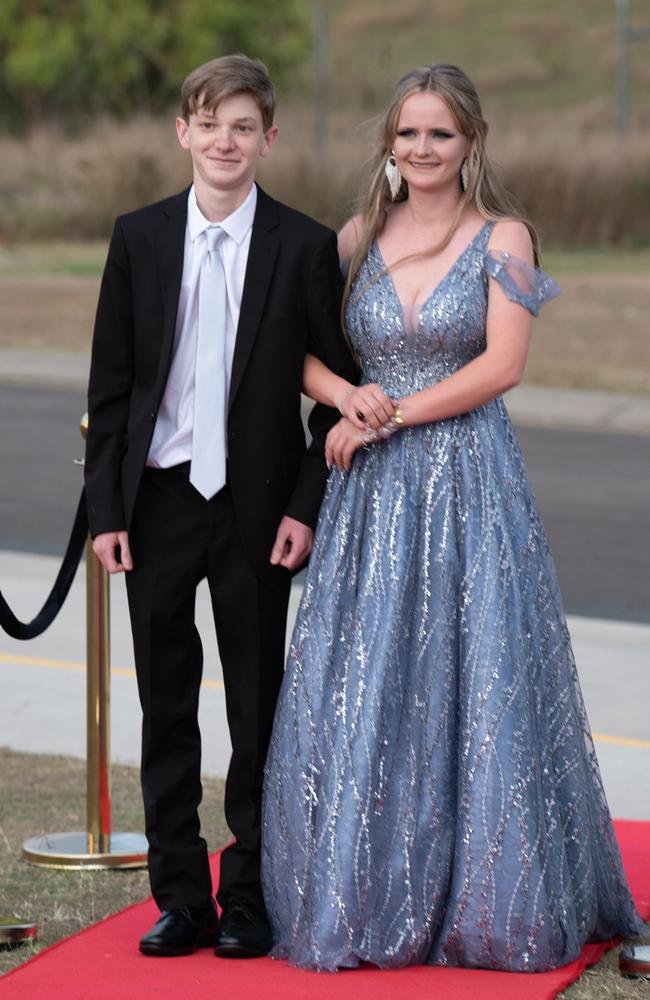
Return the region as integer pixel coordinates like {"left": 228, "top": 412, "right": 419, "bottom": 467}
{"left": 181, "top": 54, "right": 276, "bottom": 130}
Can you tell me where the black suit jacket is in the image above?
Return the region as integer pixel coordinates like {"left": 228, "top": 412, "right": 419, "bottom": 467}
{"left": 85, "top": 185, "right": 357, "bottom": 583}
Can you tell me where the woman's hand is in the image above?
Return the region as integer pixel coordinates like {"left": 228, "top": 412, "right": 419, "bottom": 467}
{"left": 301, "top": 355, "right": 394, "bottom": 430}
{"left": 335, "top": 383, "right": 396, "bottom": 430}
{"left": 326, "top": 417, "right": 369, "bottom": 471}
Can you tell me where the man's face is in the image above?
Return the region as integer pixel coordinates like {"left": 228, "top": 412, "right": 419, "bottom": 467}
{"left": 176, "top": 92, "right": 277, "bottom": 195}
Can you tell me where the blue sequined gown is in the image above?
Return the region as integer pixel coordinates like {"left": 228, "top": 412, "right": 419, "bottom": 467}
{"left": 262, "top": 222, "right": 644, "bottom": 972}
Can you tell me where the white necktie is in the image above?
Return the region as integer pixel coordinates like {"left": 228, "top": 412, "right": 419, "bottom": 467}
{"left": 190, "top": 226, "right": 227, "bottom": 499}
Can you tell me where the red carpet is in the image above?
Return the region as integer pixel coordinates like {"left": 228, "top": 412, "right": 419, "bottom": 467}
{"left": 2, "top": 820, "right": 648, "bottom": 1000}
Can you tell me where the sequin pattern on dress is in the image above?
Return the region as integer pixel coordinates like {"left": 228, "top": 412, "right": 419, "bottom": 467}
{"left": 261, "top": 221, "right": 644, "bottom": 972}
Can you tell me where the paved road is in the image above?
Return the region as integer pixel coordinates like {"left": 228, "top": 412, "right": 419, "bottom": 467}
{"left": 1, "top": 383, "right": 649, "bottom": 622}
{"left": 0, "top": 384, "right": 86, "bottom": 556}
{"left": 515, "top": 425, "right": 650, "bottom": 623}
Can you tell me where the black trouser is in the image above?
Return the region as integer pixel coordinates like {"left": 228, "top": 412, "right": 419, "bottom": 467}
{"left": 125, "top": 465, "right": 290, "bottom": 913}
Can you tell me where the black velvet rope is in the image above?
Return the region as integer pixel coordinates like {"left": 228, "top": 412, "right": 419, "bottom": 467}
{"left": 0, "top": 488, "right": 88, "bottom": 640}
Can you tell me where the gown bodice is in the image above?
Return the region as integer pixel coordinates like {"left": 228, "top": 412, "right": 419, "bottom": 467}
{"left": 345, "top": 221, "right": 559, "bottom": 399}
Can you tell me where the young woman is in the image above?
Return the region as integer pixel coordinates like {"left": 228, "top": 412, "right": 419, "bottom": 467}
{"left": 262, "top": 64, "right": 644, "bottom": 972}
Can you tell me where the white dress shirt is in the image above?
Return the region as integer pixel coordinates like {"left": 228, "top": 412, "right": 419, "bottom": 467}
{"left": 147, "top": 183, "right": 257, "bottom": 468}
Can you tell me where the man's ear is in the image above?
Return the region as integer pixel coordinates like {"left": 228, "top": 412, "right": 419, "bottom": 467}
{"left": 260, "top": 125, "right": 279, "bottom": 158}
{"left": 176, "top": 116, "right": 190, "bottom": 150}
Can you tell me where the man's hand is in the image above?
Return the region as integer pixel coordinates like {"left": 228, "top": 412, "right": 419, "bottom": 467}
{"left": 92, "top": 530, "right": 134, "bottom": 574}
{"left": 270, "top": 516, "right": 314, "bottom": 572}
{"left": 325, "top": 417, "right": 368, "bottom": 471}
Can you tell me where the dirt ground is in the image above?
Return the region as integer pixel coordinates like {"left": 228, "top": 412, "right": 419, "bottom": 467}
{"left": 0, "top": 276, "right": 99, "bottom": 354}
{"left": 526, "top": 273, "right": 650, "bottom": 394}
{"left": 0, "top": 270, "right": 648, "bottom": 395}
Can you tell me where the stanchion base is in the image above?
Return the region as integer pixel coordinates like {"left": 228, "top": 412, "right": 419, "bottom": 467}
{"left": 22, "top": 832, "right": 148, "bottom": 870}
{"left": 0, "top": 919, "right": 37, "bottom": 946}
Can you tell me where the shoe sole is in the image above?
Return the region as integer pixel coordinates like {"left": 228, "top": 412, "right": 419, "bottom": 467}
{"left": 619, "top": 960, "right": 650, "bottom": 979}
{"left": 140, "top": 934, "right": 218, "bottom": 957}
{"left": 214, "top": 943, "right": 270, "bottom": 959}
{"left": 139, "top": 943, "right": 197, "bottom": 957}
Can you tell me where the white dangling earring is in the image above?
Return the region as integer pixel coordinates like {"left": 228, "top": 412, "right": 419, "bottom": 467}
{"left": 460, "top": 158, "right": 469, "bottom": 194}
{"left": 385, "top": 150, "right": 402, "bottom": 200}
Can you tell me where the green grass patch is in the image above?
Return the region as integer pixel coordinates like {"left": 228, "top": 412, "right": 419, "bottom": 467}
{"left": 0, "top": 243, "right": 107, "bottom": 278}
{"left": 543, "top": 248, "right": 650, "bottom": 275}
{"left": 325, "top": 0, "right": 649, "bottom": 120}
{"left": 1, "top": 241, "right": 649, "bottom": 279}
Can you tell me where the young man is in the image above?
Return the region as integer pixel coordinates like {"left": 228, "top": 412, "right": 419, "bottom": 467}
{"left": 85, "top": 54, "right": 356, "bottom": 958}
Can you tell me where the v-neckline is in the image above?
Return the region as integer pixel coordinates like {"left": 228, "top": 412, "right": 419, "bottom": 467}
{"left": 375, "top": 220, "right": 491, "bottom": 316}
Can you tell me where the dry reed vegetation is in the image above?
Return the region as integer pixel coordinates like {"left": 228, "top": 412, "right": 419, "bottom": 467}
{"left": 1, "top": 107, "right": 649, "bottom": 247}
{"left": 0, "top": 117, "right": 191, "bottom": 241}
{"left": 496, "top": 132, "right": 650, "bottom": 247}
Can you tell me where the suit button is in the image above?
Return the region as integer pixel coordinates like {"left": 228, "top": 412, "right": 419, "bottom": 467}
{"left": 150, "top": 411, "right": 156, "bottom": 423}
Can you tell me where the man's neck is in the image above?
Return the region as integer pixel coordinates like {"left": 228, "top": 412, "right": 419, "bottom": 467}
{"left": 193, "top": 178, "right": 255, "bottom": 223}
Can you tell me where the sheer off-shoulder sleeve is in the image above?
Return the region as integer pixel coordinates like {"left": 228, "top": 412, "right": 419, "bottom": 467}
{"left": 484, "top": 250, "right": 561, "bottom": 317}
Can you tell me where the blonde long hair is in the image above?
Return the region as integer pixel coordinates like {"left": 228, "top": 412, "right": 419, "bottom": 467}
{"left": 344, "top": 64, "right": 539, "bottom": 310}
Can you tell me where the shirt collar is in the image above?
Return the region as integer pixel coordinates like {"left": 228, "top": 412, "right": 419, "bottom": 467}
{"left": 187, "top": 183, "right": 257, "bottom": 246}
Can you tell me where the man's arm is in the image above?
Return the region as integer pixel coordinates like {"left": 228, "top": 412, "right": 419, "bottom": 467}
{"left": 85, "top": 217, "right": 135, "bottom": 543}
{"left": 283, "top": 228, "right": 359, "bottom": 531}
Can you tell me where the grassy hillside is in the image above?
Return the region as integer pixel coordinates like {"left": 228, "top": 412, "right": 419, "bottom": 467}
{"left": 315, "top": 0, "right": 650, "bottom": 130}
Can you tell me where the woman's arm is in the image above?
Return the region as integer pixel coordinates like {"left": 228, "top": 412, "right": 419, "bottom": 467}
{"left": 337, "top": 214, "right": 363, "bottom": 265}
{"left": 396, "top": 220, "right": 534, "bottom": 428}
{"left": 303, "top": 354, "right": 396, "bottom": 429}
{"left": 325, "top": 221, "right": 542, "bottom": 470}
{"left": 302, "top": 213, "right": 397, "bottom": 431}
{"left": 303, "top": 353, "right": 355, "bottom": 412}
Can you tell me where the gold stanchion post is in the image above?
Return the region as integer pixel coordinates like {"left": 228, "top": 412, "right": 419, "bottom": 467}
{"left": 85, "top": 528, "right": 111, "bottom": 855}
{"left": 22, "top": 415, "right": 148, "bottom": 869}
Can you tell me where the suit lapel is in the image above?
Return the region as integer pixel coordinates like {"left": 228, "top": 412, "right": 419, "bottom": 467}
{"left": 228, "top": 187, "right": 280, "bottom": 411}
{"left": 155, "top": 188, "right": 190, "bottom": 394}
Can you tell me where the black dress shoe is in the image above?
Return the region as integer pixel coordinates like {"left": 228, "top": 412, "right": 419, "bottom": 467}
{"left": 214, "top": 898, "right": 273, "bottom": 958}
{"left": 139, "top": 903, "right": 219, "bottom": 957}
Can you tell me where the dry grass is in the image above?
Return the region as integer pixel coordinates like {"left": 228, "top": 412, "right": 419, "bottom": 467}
{"left": 1, "top": 108, "right": 649, "bottom": 246}
{"left": 0, "top": 117, "right": 191, "bottom": 241}
{"left": 0, "top": 747, "right": 228, "bottom": 977}
{"left": 559, "top": 953, "right": 650, "bottom": 999}
{"left": 496, "top": 133, "right": 650, "bottom": 247}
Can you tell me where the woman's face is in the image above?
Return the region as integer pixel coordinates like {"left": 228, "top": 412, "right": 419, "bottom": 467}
{"left": 392, "top": 91, "right": 469, "bottom": 196}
